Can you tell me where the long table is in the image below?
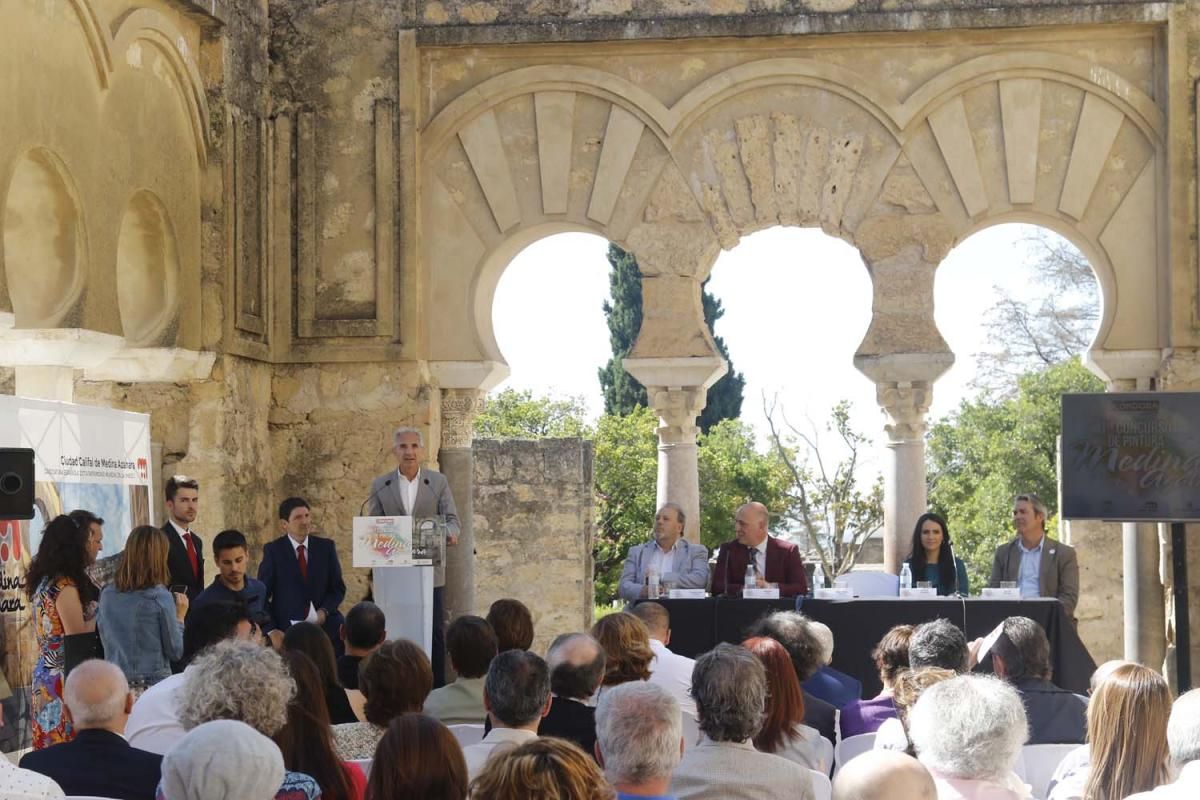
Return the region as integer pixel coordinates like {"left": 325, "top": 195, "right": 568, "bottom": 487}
{"left": 648, "top": 596, "right": 1096, "bottom": 696}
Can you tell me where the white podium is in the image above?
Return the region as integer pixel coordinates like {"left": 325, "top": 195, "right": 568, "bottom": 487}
{"left": 353, "top": 514, "right": 442, "bottom": 661}
{"left": 373, "top": 566, "right": 434, "bottom": 657}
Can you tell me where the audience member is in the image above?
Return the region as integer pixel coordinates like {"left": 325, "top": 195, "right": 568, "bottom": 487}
{"left": 990, "top": 616, "right": 1086, "bottom": 744}
{"left": 464, "top": 649, "right": 553, "bottom": 780}
{"left": 1089, "top": 659, "right": 1135, "bottom": 694}
{"left": 908, "top": 619, "right": 969, "bottom": 673}
{"left": 162, "top": 475, "right": 205, "bottom": 601}
{"left": 338, "top": 601, "right": 386, "bottom": 690}
{"left": 191, "top": 529, "right": 274, "bottom": 642}
{"left": 126, "top": 601, "right": 257, "bottom": 753}
{"left": 744, "top": 610, "right": 837, "bottom": 743}
{"left": 470, "top": 737, "right": 615, "bottom": 800}
{"left": 743, "top": 636, "right": 826, "bottom": 772}
{"left": 595, "top": 681, "right": 683, "bottom": 800}
{"left": 275, "top": 650, "right": 364, "bottom": 800}
{"left": 366, "top": 713, "right": 468, "bottom": 800}
{"left": 591, "top": 613, "right": 654, "bottom": 693}
{"left": 1047, "top": 664, "right": 1171, "bottom": 800}
{"left": 26, "top": 512, "right": 102, "bottom": 748}
{"left": 801, "top": 621, "right": 862, "bottom": 709}
{"left": 840, "top": 624, "right": 912, "bottom": 738}
{"left": 874, "top": 667, "right": 957, "bottom": 753}
{"left": 542, "top": 632, "right": 607, "bottom": 756}
{"left": 711, "top": 502, "right": 808, "bottom": 597}
{"left": 283, "top": 620, "right": 359, "bottom": 724}
{"left": 159, "top": 720, "right": 285, "bottom": 800}
{"left": 20, "top": 660, "right": 161, "bottom": 800}
{"left": 907, "top": 675, "right": 1029, "bottom": 800}
{"left": 175, "top": 640, "right": 321, "bottom": 800}
{"left": 1126, "top": 688, "right": 1200, "bottom": 799}
{"left": 98, "top": 526, "right": 186, "bottom": 692}
{"left": 904, "top": 513, "right": 969, "bottom": 596}
{"left": 629, "top": 602, "right": 696, "bottom": 718}
{"left": 617, "top": 503, "right": 709, "bottom": 601}
{"left": 334, "top": 639, "right": 433, "bottom": 759}
{"left": 0, "top": 755, "right": 63, "bottom": 799}
{"left": 487, "top": 598, "right": 535, "bottom": 652}
{"left": 670, "top": 643, "right": 815, "bottom": 800}
{"left": 832, "top": 750, "right": 937, "bottom": 800}
{"left": 425, "top": 615, "right": 498, "bottom": 724}
{"left": 1042, "top": 660, "right": 1138, "bottom": 796}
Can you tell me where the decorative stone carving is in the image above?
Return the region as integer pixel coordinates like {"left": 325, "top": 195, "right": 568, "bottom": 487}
{"left": 646, "top": 386, "right": 707, "bottom": 445}
{"left": 441, "top": 388, "right": 486, "bottom": 449}
{"left": 876, "top": 381, "right": 934, "bottom": 443}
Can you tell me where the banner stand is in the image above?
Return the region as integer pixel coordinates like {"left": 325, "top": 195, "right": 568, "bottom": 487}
{"left": 1172, "top": 522, "right": 1191, "bottom": 692}
{"left": 373, "top": 566, "right": 433, "bottom": 657}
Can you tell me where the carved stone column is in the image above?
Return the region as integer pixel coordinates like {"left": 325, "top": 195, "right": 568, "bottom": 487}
{"left": 439, "top": 388, "right": 486, "bottom": 628}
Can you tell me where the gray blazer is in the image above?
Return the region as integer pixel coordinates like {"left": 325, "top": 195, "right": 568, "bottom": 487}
{"left": 670, "top": 739, "right": 815, "bottom": 800}
{"left": 618, "top": 539, "right": 710, "bottom": 602}
{"left": 367, "top": 468, "right": 460, "bottom": 587}
{"left": 989, "top": 535, "right": 1079, "bottom": 619}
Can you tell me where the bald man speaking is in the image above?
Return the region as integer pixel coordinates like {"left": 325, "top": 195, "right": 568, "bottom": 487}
{"left": 712, "top": 502, "right": 808, "bottom": 597}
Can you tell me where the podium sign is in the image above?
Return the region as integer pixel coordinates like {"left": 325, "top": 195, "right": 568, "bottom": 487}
{"left": 352, "top": 516, "right": 446, "bottom": 568}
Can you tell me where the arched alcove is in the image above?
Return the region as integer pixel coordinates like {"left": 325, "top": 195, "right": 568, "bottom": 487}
{"left": 116, "top": 190, "right": 180, "bottom": 346}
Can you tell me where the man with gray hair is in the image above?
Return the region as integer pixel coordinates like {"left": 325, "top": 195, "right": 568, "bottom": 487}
{"left": 989, "top": 493, "right": 1079, "bottom": 619}
{"left": 618, "top": 503, "right": 709, "bottom": 601}
{"left": 1126, "top": 688, "right": 1200, "bottom": 799}
{"left": 463, "top": 649, "right": 553, "bottom": 780}
{"left": 596, "top": 682, "right": 684, "bottom": 799}
{"left": 832, "top": 750, "right": 937, "bottom": 800}
{"left": 541, "top": 632, "right": 607, "bottom": 755}
{"left": 907, "top": 674, "right": 1029, "bottom": 800}
{"left": 908, "top": 618, "right": 969, "bottom": 673}
{"left": 990, "top": 615, "right": 1086, "bottom": 744}
{"left": 367, "top": 425, "right": 461, "bottom": 686}
{"left": 670, "top": 643, "right": 814, "bottom": 800}
{"left": 21, "top": 660, "right": 163, "bottom": 799}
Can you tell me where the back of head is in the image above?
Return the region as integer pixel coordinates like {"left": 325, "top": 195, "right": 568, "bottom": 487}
{"left": 872, "top": 625, "right": 914, "bottom": 686}
{"left": 742, "top": 636, "right": 805, "bottom": 753}
{"left": 275, "top": 651, "right": 353, "bottom": 800}
{"left": 1084, "top": 663, "right": 1172, "bottom": 800}
{"left": 1169, "top": 688, "right": 1200, "bottom": 768}
{"left": 1090, "top": 659, "right": 1136, "bottom": 693}
{"left": 744, "top": 611, "right": 823, "bottom": 681}
{"left": 470, "top": 737, "right": 616, "bottom": 800}
{"left": 485, "top": 649, "right": 551, "bottom": 728}
{"left": 892, "top": 668, "right": 957, "bottom": 729}
{"left": 183, "top": 601, "right": 253, "bottom": 665}
{"left": 832, "top": 750, "right": 936, "bottom": 800}
{"left": 691, "top": 643, "right": 766, "bottom": 743}
{"left": 446, "top": 615, "right": 499, "bottom": 679}
{"left": 546, "top": 633, "right": 606, "bottom": 701}
{"left": 161, "top": 719, "right": 285, "bottom": 800}
{"left": 178, "top": 640, "right": 295, "bottom": 737}
{"left": 908, "top": 675, "right": 1028, "bottom": 782}
{"left": 283, "top": 620, "right": 340, "bottom": 688}
{"left": 25, "top": 514, "right": 90, "bottom": 600}
{"left": 628, "top": 602, "right": 670, "bottom": 641}
{"left": 64, "top": 659, "right": 128, "bottom": 729}
{"left": 487, "top": 598, "right": 535, "bottom": 652}
{"left": 115, "top": 525, "right": 171, "bottom": 592}
{"left": 908, "top": 619, "right": 968, "bottom": 673}
{"left": 590, "top": 613, "right": 654, "bottom": 686}
{"left": 344, "top": 601, "right": 387, "bottom": 650}
{"left": 809, "top": 621, "right": 835, "bottom": 665}
{"left": 360, "top": 639, "right": 434, "bottom": 726}
{"left": 992, "top": 616, "right": 1051, "bottom": 682}
{"left": 595, "top": 682, "right": 682, "bottom": 785}
{"left": 369, "top": 713, "right": 468, "bottom": 800}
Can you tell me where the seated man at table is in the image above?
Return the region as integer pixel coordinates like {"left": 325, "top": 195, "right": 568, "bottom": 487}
{"left": 711, "top": 502, "right": 807, "bottom": 597}
{"left": 989, "top": 493, "right": 1079, "bottom": 619}
{"left": 619, "top": 503, "right": 710, "bottom": 602}
{"left": 990, "top": 615, "right": 1086, "bottom": 744}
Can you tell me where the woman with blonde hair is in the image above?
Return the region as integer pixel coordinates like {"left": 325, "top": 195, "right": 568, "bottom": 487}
{"left": 1048, "top": 663, "right": 1172, "bottom": 800}
{"left": 470, "top": 737, "right": 615, "bottom": 800}
{"left": 590, "top": 612, "right": 653, "bottom": 692}
{"left": 98, "top": 525, "right": 187, "bottom": 692}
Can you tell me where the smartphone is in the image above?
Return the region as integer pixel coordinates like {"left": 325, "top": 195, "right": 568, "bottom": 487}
{"left": 170, "top": 584, "right": 187, "bottom": 595}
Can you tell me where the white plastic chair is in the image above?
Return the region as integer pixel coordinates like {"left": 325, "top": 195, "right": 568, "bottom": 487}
{"left": 838, "top": 571, "right": 899, "bottom": 598}
{"left": 449, "top": 722, "right": 486, "bottom": 747}
{"left": 1014, "top": 743, "right": 1080, "bottom": 800}
{"left": 815, "top": 735, "right": 834, "bottom": 776}
{"left": 809, "top": 768, "right": 833, "bottom": 800}
{"left": 349, "top": 757, "right": 373, "bottom": 778}
{"left": 65, "top": 797, "right": 124, "bottom": 800}
{"left": 833, "top": 732, "right": 876, "bottom": 775}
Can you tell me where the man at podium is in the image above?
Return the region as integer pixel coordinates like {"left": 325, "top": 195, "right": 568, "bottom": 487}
{"left": 366, "top": 426, "right": 460, "bottom": 686}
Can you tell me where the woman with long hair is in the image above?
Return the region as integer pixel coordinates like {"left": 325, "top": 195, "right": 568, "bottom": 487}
{"left": 1048, "top": 664, "right": 1172, "bottom": 800}
{"left": 470, "top": 737, "right": 615, "bottom": 800}
{"left": 333, "top": 639, "right": 434, "bottom": 760}
{"left": 25, "top": 511, "right": 103, "bottom": 747}
{"left": 98, "top": 525, "right": 187, "bottom": 693}
{"left": 282, "top": 621, "right": 358, "bottom": 724}
{"left": 590, "top": 613, "right": 653, "bottom": 692}
{"left": 904, "top": 513, "right": 969, "bottom": 596}
{"left": 840, "top": 624, "right": 913, "bottom": 737}
{"left": 365, "top": 713, "right": 467, "bottom": 800}
{"left": 275, "top": 650, "right": 364, "bottom": 800}
{"left": 742, "top": 636, "right": 826, "bottom": 772}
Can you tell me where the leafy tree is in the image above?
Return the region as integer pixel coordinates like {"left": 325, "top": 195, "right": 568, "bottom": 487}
{"left": 473, "top": 388, "right": 592, "bottom": 439}
{"left": 926, "top": 358, "right": 1104, "bottom": 590}
{"left": 697, "top": 419, "right": 795, "bottom": 554}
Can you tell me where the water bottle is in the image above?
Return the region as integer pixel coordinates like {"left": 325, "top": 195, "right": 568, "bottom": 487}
{"left": 900, "top": 563, "right": 913, "bottom": 590}
{"left": 647, "top": 571, "right": 660, "bottom": 600}
{"left": 744, "top": 564, "right": 756, "bottom": 592}
{"left": 812, "top": 563, "right": 825, "bottom": 592}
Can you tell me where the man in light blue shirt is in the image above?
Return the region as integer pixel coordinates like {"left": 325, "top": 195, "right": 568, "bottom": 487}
{"left": 1017, "top": 534, "right": 1043, "bottom": 598}
{"left": 988, "top": 493, "right": 1080, "bottom": 619}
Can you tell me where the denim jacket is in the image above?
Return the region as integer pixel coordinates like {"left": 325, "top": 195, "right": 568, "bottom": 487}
{"left": 98, "top": 584, "right": 183, "bottom": 684}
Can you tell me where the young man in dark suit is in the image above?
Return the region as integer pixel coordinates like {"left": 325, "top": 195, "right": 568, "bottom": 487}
{"left": 258, "top": 497, "right": 347, "bottom": 654}
{"left": 163, "top": 475, "right": 204, "bottom": 600}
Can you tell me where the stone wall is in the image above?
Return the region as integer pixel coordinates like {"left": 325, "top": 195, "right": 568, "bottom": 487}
{"left": 1065, "top": 520, "right": 1126, "bottom": 667}
{"left": 474, "top": 439, "right": 594, "bottom": 655}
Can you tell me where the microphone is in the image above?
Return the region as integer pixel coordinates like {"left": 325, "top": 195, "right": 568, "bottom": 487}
{"left": 360, "top": 478, "right": 392, "bottom": 516}
{"left": 946, "top": 538, "right": 962, "bottom": 596}
{"left": 424, "top": 478, "right": 430, "bottom": 485}
{"left": 721, "top": 544, "right": 731, "bottom": 597}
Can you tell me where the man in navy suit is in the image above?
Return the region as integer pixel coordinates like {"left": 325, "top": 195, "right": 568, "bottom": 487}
{"left": 258, "top": 497, "right": 347, "bottom": 654}
{"left": 163, "top": 475, "right": 204, "bottom": 600}
{"left": 21, "top": 660, "right": 162, "bottom": 800}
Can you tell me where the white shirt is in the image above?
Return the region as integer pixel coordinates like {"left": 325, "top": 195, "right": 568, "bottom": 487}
{"left": 872, "top": 717, "right": 908, "bottom": 752}
{"left": 0, "top": 759, "right": 64, "bottom": 799}
{"left": 462, "top": 728, "right": 538, "bottom": 781}
{"left": 395, "top": 467, "right": 421, "bottom": 514}
{"left": 126, "top": 669, "right": 190, "bottom": 755}
{"left": 1126, "top": 762, "right": 1200, "bottom": 800}
{"left": 166, "top": 519, "right": 193, "bottom": 547}
{"left": 647, "top": 540, "right": 679, "bottom": 578}
{"left": 648, "top": 638, "right": 697, "bottom": 718}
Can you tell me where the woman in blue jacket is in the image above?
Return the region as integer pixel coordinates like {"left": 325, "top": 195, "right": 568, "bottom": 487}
{"left": 98, "top": 526, "right": 188, "bottom": 692}
{"left": 904, "top": 512, "right": 970, "bottom": 596}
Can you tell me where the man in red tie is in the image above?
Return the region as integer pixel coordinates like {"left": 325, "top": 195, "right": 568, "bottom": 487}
{"left": 163, "top": 475, "right": 204, "bottom": 600}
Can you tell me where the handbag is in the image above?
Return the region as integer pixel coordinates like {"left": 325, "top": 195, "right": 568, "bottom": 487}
{"left": 62, "top": 631, "right": 104, "bottom": 677}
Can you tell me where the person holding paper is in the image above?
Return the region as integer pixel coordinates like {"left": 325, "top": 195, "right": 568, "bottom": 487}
{"left": 988, "top": 493, "right": 1079, "bottom": 619}
{"left": 711, "top": 502, "right": 808, "bottom": 597}
{"left": 258, "top": 497, "right": 347, "bottom": 654}
{"left": 617, "top": 503, "right": 709, "bottom": 601}
{"left": 903, "top": 513, "right": 969, "bottom": 596}
{"left": 366, "top": 426, "right": 461, "bottom": 687}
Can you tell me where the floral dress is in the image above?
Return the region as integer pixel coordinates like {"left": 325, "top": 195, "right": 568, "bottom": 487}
{"left": 30, "top": 576, "right": 97, "bottom": 749}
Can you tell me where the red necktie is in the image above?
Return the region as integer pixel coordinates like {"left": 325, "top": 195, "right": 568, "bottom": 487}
{"left": 297, "top": 544, "right": 308, "bottom": 581}
{"left": 184, "top": 532, "right": 199, "bottom": 579}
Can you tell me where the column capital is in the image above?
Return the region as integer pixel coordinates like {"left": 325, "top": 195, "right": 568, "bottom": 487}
{"left": 440, "top": 388, "right": 486, "bottom": 450}
{"left": 646, "top": 386, "right": 707, "bottom": 445}
{"left": 876, "top": 380, "right": 934, "bottom": 443}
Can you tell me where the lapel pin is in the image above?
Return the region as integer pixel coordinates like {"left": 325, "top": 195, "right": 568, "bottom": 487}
{"left": 1050, "top": 549, "right": 1056, "bottom": 555}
